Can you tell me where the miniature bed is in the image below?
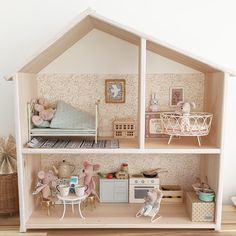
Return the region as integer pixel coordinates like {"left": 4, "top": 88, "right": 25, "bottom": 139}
{"left": 160, "top": 112, "right": 213, "bottom": 146}
{"left": 27, "top": 100, "right": 99, "bottom": 143}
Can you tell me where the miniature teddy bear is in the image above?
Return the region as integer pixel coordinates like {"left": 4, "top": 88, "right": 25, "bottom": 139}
{"left": 33, "top": 170, "right": 58, "bottom": 199}
{"left": 32, "top": 98, "right": 55, "bottom": 128}
{"left": 138, "top": 188, "right": 163, "bottom": 217}
{"left": 81, "top": 161, "right": 100, "bottom": 199}
{"left": 149, "top": 93, "right": 158, "bottom": 112}
{"left": 177, "top": 101, "right": 196, "bottom": 132}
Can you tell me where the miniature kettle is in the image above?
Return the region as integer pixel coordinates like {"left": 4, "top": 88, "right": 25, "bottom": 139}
{"left": 52, "top": 160, "right": 75, "bottom": 178}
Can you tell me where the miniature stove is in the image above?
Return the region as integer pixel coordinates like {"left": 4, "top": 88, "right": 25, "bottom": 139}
{"left": 129, "top": 174, "right": 160, "bottom": 203}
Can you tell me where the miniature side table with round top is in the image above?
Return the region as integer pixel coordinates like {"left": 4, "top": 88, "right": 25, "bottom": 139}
{"left": 57, "top": 194, "right": 87, "bottom": 220}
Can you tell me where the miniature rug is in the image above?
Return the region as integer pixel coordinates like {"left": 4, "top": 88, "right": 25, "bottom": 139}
{"left": 28, "top": 138, "right": 119, "bottom": 149}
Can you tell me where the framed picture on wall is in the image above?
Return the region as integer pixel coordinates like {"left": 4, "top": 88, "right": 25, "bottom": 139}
{"left": 105, "top": 79, "right": 126, "bottom": 103}
{"left": 169, "top": 87, "right": 184, "bottom": 107}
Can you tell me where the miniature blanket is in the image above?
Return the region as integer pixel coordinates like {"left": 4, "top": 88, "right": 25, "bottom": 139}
{"left": 50, "top": 101, "right": 95, "bottom": 130}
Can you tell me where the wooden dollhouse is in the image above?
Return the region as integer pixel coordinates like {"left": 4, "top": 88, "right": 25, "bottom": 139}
{"left": 7, "top": 8, "right": 236, "bottom": 232}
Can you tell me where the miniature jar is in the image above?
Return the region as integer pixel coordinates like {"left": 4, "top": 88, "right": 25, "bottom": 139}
{"left": 121, "top": 163, "right": 128, "bottom": 172}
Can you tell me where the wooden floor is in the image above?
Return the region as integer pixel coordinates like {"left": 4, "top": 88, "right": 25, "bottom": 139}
{"left": 0, "top": 213, "right": 19, "bottom": 226}
{"left": 221, "top": 205, "right": 236, "bottom": 231}
{"left": 145, "top": 137, "right": 220, "bottom": 153}
{"left": 1, "top": 205, "right": 236, "bottom": 235}
{"left": 26, "top": 203, "right": 215, "bottom": 229}
{"left": 43, "top": 229, "right": 236, "bottom": 236}
{"left": 1, "top": 229, "right": 236, "bottom": 236}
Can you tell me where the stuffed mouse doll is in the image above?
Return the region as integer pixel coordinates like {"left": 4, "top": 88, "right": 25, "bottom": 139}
{"left": 33, "top": 170, "right": 58, "bottom": 199}
{"left": 177, "top": 101, "right": 196, "bottom": 132}
{"left": 138, "top": 188, "right": 163, "bottom": 216}
{"left": 136, "top": 188, "right": 163, "bottom": 222}
{"left": 32, "top": 98, "right": 55, "bottom": 128}
{"left": 81, "top": 161, "right": 100, "bottom": 200}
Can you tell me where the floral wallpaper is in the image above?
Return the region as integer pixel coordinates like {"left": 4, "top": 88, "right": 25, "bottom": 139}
{"left": 41, "top": 153, "right": 200, "bottom": 190}
{"left": 37, "top": 73, "right": 204, "bottom": 137}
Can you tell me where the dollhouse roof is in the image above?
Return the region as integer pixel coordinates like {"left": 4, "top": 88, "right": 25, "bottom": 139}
{"left": 6, "top": 8, "right": 236, "bottom": 79}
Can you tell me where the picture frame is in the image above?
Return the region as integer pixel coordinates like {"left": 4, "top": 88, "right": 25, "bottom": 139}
{"left": 105, "top": 79, "right": 125, "bottom": 103}
{"left": 169, "top": 87, "right": 184, "bottom": 107}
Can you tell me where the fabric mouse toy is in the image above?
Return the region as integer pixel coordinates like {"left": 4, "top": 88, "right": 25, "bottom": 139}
{"left": 33, "top": 170, "right": 58, "bottom": 199}
{"left": 81, "top": 161, "right": 100, "bottom": 200}
{"left": 177, "top": 101, "right": 196, "bottom": 132}
{"left": 136, "top": 188, "right": 163, "bottom": 222}
{"left": 32, "top": 98, "right": 55, "bottom": 128}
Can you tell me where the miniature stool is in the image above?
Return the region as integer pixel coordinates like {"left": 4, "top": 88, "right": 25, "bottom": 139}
{"left": 83, "top": 194, "right": 97, "bottom": 211}
{"left": 40, "top": 195, "right": 55, "bottom": 216}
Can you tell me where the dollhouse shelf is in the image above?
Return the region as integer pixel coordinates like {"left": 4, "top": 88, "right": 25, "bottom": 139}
{"left": 145, "top": 138, "right": 220, "bottom": 154}
{"left": 22, "top": 137, "right": 220, "bottom": 154}
{"left": 26, "top": 203, "right": 216, "bottom": 229}
{"left": 22, "top": 147, "right": 220, "bottom": 155}
{"left": 12, "top": 8, "right": 231, "bottom": 232}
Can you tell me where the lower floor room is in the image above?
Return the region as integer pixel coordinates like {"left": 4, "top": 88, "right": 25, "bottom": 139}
{"left": 19, "top": 153, "right": 220, "bottom": 231}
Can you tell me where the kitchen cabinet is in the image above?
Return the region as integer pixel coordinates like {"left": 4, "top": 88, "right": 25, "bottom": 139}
{"left": 99, "top": 179, "right": 128, "bottom": 203}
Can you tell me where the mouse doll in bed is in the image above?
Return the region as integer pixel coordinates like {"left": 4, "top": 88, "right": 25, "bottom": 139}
{"left": 32, "top": 98, "right": 56, "bottom": 128}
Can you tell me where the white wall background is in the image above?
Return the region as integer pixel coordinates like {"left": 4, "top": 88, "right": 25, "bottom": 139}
{"left": 41, "top": 29, "right": 197, "bottom": 74}
{"left": 222, "top": 76, "right": 236, "bottom": 203}
{"left": 0, "top": 0, "right": 236, "bottom": 203}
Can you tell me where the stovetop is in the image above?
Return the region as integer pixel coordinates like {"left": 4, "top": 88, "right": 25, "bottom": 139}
{"left": 129, "top": 174, "right": 160, "bottom": 185}
{"left": 130, "top": 173, "right": 159, "bottom": 178}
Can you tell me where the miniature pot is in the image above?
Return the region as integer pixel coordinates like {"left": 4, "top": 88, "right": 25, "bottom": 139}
{"left": 142, "top": 168, "right": 168, "bottom": 178}
{"left": 198, "top": 190, "right": 215, "bottom": 202}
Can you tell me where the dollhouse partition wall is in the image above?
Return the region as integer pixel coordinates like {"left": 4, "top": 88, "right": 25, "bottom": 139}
{"left": 11, "top": 9, "right": 235, "bottom": 232}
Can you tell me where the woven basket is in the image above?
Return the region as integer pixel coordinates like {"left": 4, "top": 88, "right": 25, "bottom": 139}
{"left": 0, "top": 173, "right": 19, "bottom": 214}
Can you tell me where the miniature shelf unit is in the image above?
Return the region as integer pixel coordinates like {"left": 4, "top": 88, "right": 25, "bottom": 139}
{"left": 11, "top": 9, "right": 233, "bottom": 232}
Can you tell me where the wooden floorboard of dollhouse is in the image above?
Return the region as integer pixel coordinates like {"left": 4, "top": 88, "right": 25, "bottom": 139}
{"left": 22, "top": 137, "right": 220, "bottom": 154}
{"left": 145, "top": 137, "right": 220, "bottom": 153}
{"left": 26, "top": 203, "right": 215, "bottom": 229}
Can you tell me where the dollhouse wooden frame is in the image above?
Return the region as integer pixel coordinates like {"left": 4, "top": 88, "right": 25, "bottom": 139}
{"left": 7, "top": 8, "right": 236, "bottom": 232}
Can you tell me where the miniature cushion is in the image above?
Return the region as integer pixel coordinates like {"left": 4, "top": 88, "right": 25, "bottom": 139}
{"left": 50, "top": 101, "right": 95, "bottom": 130}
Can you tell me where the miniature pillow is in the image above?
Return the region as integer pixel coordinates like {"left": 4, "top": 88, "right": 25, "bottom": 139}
{"left": 50, "top": 101, "right": 95, "bottom": 130}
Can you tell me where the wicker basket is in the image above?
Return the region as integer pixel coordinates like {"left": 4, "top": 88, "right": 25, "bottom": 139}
{"left": 0, "top": 173, "right": 19, "bottom": 214}
{"left": 160, "top": 112, "right": 213, "bottom": 146}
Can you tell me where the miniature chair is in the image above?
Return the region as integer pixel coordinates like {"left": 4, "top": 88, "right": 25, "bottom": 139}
{"left": 40, "top": 194, "right": 55, "bottom": 216}
{"left": 136, "top": 206, "right": 161, "bottom": 223}
{"left": 83, "top": 193, "right": 97, "bottom": 211}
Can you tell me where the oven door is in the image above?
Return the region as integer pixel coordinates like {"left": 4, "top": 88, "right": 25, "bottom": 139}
{"left": 129, "top": 185, "right": 155, "bottom": 203}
